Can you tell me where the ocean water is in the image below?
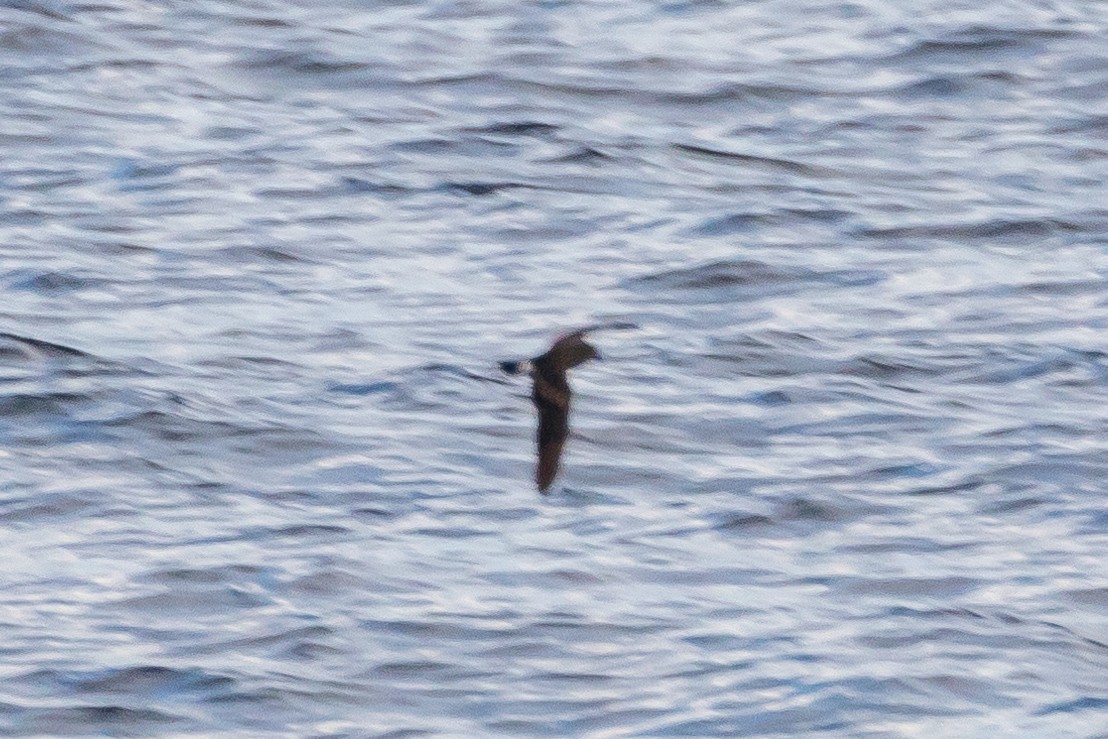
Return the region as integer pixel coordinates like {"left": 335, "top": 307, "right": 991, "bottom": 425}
{"left": 2, "top": 0, "right": 1107, "bottom": 735}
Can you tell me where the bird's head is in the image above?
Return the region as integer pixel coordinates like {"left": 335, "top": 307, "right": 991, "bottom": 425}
{"left": 552, "top": 332, "right": 601, "bottom": 369}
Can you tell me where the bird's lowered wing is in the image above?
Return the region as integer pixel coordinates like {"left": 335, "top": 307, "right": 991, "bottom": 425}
{"left": 533, "top": 375, "right": 570, "bottom": 493}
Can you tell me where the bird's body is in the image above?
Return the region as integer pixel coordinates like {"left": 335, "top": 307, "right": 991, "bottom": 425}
{"left": 501, "top": 331, "right": 600, "bottom": 492}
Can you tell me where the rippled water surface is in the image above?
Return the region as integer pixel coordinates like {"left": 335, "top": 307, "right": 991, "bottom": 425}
{"left": 2, "top": 0, "right": 1108, "bottom": 735}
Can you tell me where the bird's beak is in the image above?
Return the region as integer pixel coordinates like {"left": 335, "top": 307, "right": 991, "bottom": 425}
{"left": 594, "top": 350, "right": 604, "bottom": 361}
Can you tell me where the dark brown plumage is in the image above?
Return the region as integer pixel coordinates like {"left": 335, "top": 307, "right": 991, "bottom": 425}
{"left": 501, "top": 331, "right": 600, "bottom": 492}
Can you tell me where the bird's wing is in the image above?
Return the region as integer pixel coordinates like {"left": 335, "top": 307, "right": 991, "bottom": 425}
{"left": 533, "top": 375, "right": 570, "bottom": 492}
{"left": 575, "top": 321, "right": 638, "bottom": 334}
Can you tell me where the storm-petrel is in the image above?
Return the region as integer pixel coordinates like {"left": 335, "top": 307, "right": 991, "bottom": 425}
{"left": 500, "top": 330, "right": 601, "bottom": 492}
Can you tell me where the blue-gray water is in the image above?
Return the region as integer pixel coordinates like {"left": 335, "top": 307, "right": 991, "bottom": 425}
{"left": 2, "top": 0, "right": 1108, "bottom": 735}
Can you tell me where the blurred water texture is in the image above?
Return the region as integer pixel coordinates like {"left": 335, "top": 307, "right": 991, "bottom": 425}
{"left": 1, "top": 0, "right": 1108, "bottom": 735}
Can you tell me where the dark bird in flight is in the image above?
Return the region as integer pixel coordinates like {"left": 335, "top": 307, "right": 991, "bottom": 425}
{"left": 500, "top": 330, "right": 602, "bottom": 492}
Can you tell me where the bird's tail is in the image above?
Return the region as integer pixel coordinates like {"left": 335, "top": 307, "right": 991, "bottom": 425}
{"left": 499, "top": 359, "right": 533, "bottom": 375}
